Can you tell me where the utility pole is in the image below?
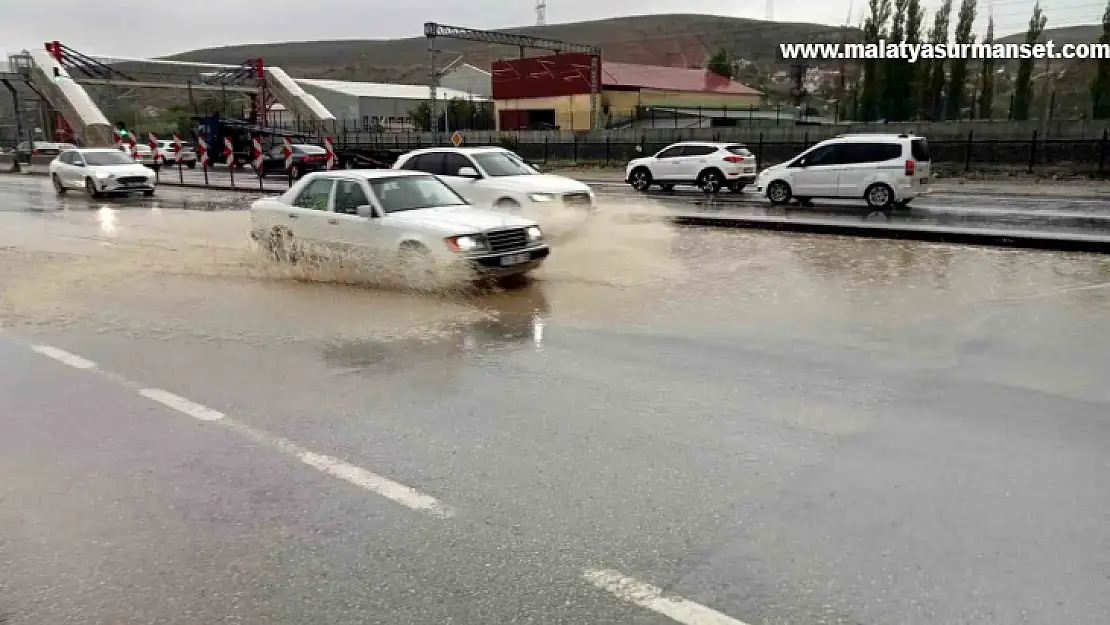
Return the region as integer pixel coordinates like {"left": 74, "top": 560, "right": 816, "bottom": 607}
{"left": 1041, "top": 55, "right": 1053, "bottom": 135}
{"left": 536, "top": 0, "right": 547, "bottom": 26}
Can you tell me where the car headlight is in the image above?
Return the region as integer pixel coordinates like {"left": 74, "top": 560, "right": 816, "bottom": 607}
{"left": 528, "top": 193, "right": 557, "bottom": 202}
{"left": 526, "top": 226, "right": 543, "bottom": 241}
{"left": 445, "top": 234, "right": 487, "bottom": 253}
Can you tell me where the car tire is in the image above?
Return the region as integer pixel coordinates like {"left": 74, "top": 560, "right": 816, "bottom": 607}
{"left": 697, "top": 169, "right": 724, "bottom": 194}
{"left": 52, "top": 174, "right": 66, "bottom": 195}
{"left": 766, "top": 180, "right": 791, "bottom": 205}
{"left": 865, "top": 183, "right": 895, "bottom": 210}
{"left": 398, "top": 242, "right": 437, "bottom": 287}
{"left": 629, "top": 167, "right": 652, "bottom": 192}
{"left": 268, "top": 227, "right": 297, "bottom": 263}
{"left": 85, "top": 177, "right": 102, "bottom": 199}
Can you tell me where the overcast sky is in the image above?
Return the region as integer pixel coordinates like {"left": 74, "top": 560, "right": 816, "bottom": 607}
{"left": 2, "top": 0, "right": 1096, "bottom": 59}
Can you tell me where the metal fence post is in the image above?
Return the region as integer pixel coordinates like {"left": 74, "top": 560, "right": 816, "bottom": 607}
{"left": 965, "top": 129, "right": 974, "bottom": 172}
{"left": 543, "top": 136, "right": 549, "bottom": 164}
{"left": 1028, "top": 129, "right": 1037, "bottom": 174}
{"left": 1100, "top": 129, "right": 1108, "bottom": 176}
{"left": 757, "top": 132, "right": 764, "bottom": 166}
{"left": 573, "top": 134, "right": 578, "bottom": 163}
{"left": 605, "top": 134, "right": 610, "bottom": 166}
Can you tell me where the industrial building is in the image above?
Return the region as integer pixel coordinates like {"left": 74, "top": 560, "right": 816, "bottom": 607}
{"left": 491, "top": 54, "right": 763, "bottom": 131}
{"left": 438, "top": 64, "right": 492, "bottom": 99}
{"left": 294, "top": 78, "right": 491, "bottom": 131}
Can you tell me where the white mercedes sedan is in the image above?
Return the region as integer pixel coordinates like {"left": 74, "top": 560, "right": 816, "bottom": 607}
{"left": 249, "top": 170, "right": 550, "bottom": 280}
{"left": 50, "top": 148, "right": 157, "bottom": 198}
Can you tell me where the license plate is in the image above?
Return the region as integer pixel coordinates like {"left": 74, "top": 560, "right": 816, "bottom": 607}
{"left": 499, "top": 252, "right": 530, "bottom": 266}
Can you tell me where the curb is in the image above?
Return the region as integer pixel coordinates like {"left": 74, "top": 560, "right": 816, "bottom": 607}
{"left": 671, "top": 213, "right": 1110, "bottom": 253}
{"left": 3, "top": 169, "right": 283, "bottom": 194}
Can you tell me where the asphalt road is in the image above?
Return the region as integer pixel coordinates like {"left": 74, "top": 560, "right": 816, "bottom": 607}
{"left": 2, "top": 179, "right": 1110, "bottom": 624}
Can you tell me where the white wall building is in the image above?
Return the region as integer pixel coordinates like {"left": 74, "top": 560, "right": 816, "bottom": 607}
{"left": 294, "top": 78, "right": 490, "bottom": 131}
{"left": 438, "top": 63, "right": 492, "bottom": 99}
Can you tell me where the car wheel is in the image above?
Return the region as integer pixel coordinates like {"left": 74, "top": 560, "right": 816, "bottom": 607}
{"left": 865, "top": 183, "right": 895, "bottom": 210}
{"left": 52, "top": 174, "right": 66, "bottom": 195}
{"left": 268, "top": 227, "right": 296, "bottom": 263}
{"left": 629, "top": 167, "right": 652, "bottom": 191}
{"left": 660, "top": 183, "right": 675, "bottom": 192}
{"left": 85, "top": 177, "right": 102, "bottom": 199}
{"left": 495, "top": 198, "right": 520, "bottom": 210}
{"left": 697, "top": 169, "right": 724, "bottom": 194}
{"left": 766, "top": 181, "right": 791, "bottom": 205}
{"left": 398, "top": 242, "right": 437, "bottom": 287}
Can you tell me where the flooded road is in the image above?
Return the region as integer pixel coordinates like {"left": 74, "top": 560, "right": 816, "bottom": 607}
{"left": 2, "top": 178, "right": 1110, "bottom": 624}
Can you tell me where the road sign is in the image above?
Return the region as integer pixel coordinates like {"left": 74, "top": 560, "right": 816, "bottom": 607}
{"left": 451, "top": 131, "right": 463, "bottom": 147}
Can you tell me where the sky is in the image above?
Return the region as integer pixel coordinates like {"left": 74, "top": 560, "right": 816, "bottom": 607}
{"left": 1, "top": 0, "right": 1100, "bottom": 59}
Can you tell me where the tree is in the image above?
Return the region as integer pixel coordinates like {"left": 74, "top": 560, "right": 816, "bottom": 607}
{"left": 859, "top": 0, "right": 892, "bottom": 120}
{"left": 945, "top": 0, "right": 978, "bottom": 119}
{"left": 978, "top": 14, "right": 996, "bottom": 118}
{"left": 883, "top": 0, "right": 909, "bottom": 120}
{"left": 409, "top": 98, "right": 495, "bottom": 132}
{"left": 707, "top": 48, "right": 734, "bottom": 78}
{"left": 925, "top": 0, "right": 953, "bottom": 119}
{"left": 904, "top": 0, "right": 925, "bottom": 117}
{"left": 1092, "top": 0, "right": 1110, "bottom": 118}
{"left": 1013, "top": 1, "right": 1047, "bottom": 120}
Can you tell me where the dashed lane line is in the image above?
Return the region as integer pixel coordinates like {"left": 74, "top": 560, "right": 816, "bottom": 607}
{"left": 24, "top": 340, "right": 456, "bottom": 519}
{"left": 584, "top": 569, "right": 750, "bottom": 625}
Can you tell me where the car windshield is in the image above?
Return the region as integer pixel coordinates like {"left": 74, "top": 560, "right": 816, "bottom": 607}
{"left": 369, "top": 175, "right": 467, "bottom": 213}
{"left": 472, "top": 151, "right": 537, "bottom": 177}
{"left": 84, "top": 151, "right": 135, "bottom": 166}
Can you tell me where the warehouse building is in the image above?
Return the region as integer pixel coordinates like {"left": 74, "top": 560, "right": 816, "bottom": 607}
{"left": 438, "top": 63, "right": 492, "bottom": 98}
{"left": 491, "top": 54, "right": 762, "bottom": 131}
{"left": 295, "top": 78, "right": 491, "bottom": 131}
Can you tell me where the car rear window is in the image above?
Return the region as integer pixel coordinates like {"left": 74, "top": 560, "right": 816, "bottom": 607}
{"left": 295, "top": 145, "right": 326, "bottom": 154}
{"left": 911, "top": 138, "right": 930, "bottom": 161}
{"left": 725, "top": 145, "right": 753, "bottom": 156}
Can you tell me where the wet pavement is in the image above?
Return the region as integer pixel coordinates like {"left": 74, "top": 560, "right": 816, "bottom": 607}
{"left": 2, "top": 178, "right": 1110, "bottom": 624}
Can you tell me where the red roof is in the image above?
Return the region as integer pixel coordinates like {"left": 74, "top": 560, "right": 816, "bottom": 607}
{"left": 601, "top": 62, "right": 761, "bottom": 96}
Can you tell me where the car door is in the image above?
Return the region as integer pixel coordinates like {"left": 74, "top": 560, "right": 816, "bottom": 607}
{"left": 674, "top": 144, "right": 717, "bottom": 182}
{"left": 62, "top": 151, "right": 86, "bottom": 186}
{"left": 835, "top": 143, "right": 898, "bottom": 198}
{"left": 440, "top": 151, "right": 496, "bottom": 206}
{"left": 287, "top": 177, "right": 337, "bottom": 250}
{"left": 787, "top": 144, "right": 843, "bottom": 197}
{"left": 53, "top": 151, "right": 73, "bottom": 184}
{"left": 650, "top": 145, "right": 685, "bottom": 180}
{"left": 329, "top": 177, "right": 386, "bottom": 256}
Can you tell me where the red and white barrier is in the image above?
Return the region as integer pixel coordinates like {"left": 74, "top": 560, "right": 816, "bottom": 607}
{"left": 197, "top": 134, "right": 209, "bottom": 167}
{"left": 223, "top": 137, "right": 234, "bottom": 165}
{"left": 171, "top": 132, "right": 182, "bottom": 164}
{"left": 325, "top": 137, "right": 336, "bottom": 170}
{"left": 128, "top": 136, "right": 138, "bottom": 160}
{"left": 251, "top": 136, "right": 263, "bottom": 170}
{"left": 147, "top": 132, "right": 161, "bottom": 164}
{"left": 282, "top": 137, "right": 293, "bottom": 171}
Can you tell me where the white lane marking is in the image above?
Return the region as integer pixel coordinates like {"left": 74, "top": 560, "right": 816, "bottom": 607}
{"left": 583, "top": 569, "right": 749, "bottom": 625}
{"left": 18, "top": 339, "right": 456, "bottom": 518}
{"left": 220, "top": 420, "right": 456, "bottom": 519}
{"left": 30, "top": 344, "right": 97, "bottom": 370}
{"left": 139, "top": 387, "right": 225, "bottom": 422}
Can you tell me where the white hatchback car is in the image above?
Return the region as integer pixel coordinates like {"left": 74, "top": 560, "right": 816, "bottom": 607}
{"left": 754, "top": 134, "right": 932, "bottom": 210}
{"left": 157, "top": 140, "right": 198, "bottom": 168}
{"left": 394, "top": 146, "right": 595, "bottom": 212}
{"left": 50, "top": 148, "right": 157, "bottom": 198}
{"left": 625, "top": 142, "right": 758, "bottom": 193}
{"left": 250, "top": 170, "right": 550, "bottom": 280}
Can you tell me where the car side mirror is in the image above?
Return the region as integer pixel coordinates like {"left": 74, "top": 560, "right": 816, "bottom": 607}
{"left": 457, "top": 166, "right": 480, "bottom": 178}
{"left": 356, "top": 204, "right": 375, "bottom": 218}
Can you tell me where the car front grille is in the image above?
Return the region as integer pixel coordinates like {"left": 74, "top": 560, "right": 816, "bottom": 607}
{"left": 118, "top": 176, "right": 148, "bottom": 185}
{"left": 562, "top": 192, "right": 592, "bottom": 208}
{"left": 485, "top": 228, "right": 528, "bottom": 253}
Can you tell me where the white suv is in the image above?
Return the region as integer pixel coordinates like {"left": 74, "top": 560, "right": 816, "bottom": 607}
{"left": 625, "top": 142, "right": 758, "bottom": 194}
{"left": 754, "top": 134, "right": 931, "bottom": 210}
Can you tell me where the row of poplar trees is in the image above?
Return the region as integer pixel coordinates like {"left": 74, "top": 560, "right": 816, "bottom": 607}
{"left": 856, "top": 0, "right": 1110, "bottom": 121}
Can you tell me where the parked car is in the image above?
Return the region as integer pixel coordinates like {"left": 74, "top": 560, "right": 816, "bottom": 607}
{"left": 754, "top": 133, "right": 932, "bottom": 210}
{"left": 50, "top": 148, "right": 157, "bottom": 198}
{"left": 17, "top": 141, "right": 74, "bottom": 158}
{"left": 625, "top": 142, "right": 758, "bottom": 193}
{"left": 133, "top": 143, "right": 156, "bottom": 167}
{"left": 249, "top": 170, "right": 549, "bottom": 280}
{"left": 393, "top": 146, "right": 595, "bottom": 212}
{"left": 157, "top": 140, "right": 198, "bottom": 168}
{"left": 258, "top": 144, "right": 327, "bottom": 179}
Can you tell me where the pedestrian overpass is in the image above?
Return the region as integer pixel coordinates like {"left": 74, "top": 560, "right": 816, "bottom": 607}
{"left": 3, "top": 42, "right": 335, "bottom": 148}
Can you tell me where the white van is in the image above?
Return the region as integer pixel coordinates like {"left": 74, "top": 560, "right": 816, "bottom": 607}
{"left": 754, "top": 134, "right": 931, "bottom": 210}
